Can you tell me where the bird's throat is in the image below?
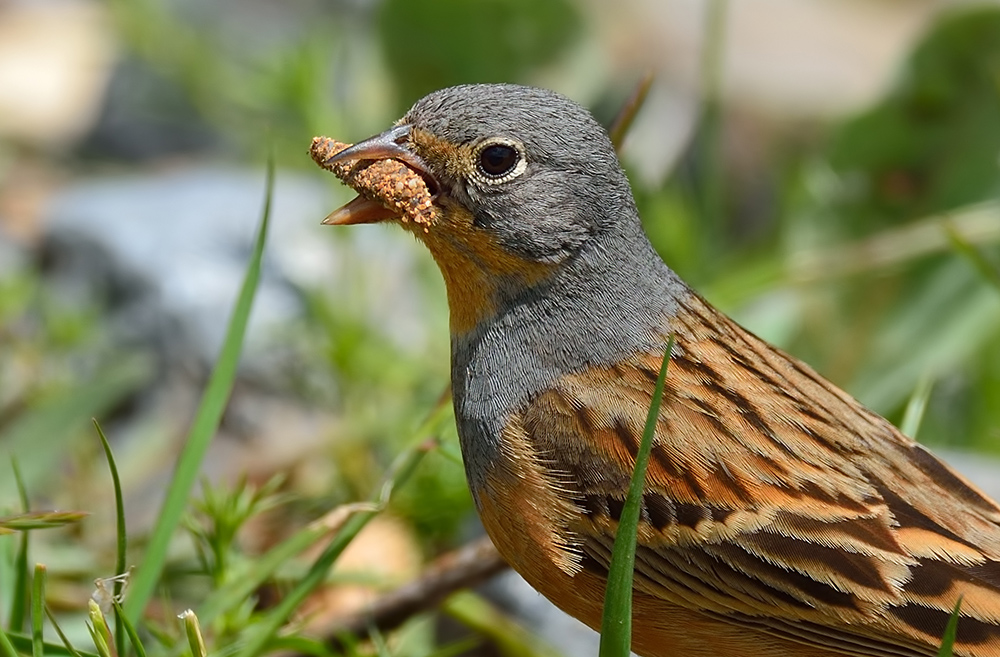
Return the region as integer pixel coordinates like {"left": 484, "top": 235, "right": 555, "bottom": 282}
{"left": 412, "top": 222, "right": 556, "bottom": 336}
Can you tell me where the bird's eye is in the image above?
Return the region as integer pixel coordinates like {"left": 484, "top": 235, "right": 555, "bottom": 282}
{"left": 478, "top": 143, "right": 520, "bottom": 178}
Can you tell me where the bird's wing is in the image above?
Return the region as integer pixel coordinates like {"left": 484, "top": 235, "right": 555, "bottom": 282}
{"left": 518, "top": 294, "right": 1000, "bottom": 657}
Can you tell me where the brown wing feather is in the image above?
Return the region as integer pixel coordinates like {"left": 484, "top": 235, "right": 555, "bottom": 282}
{"left": 516, "top": 294, "right": 1000, "bottom": 657}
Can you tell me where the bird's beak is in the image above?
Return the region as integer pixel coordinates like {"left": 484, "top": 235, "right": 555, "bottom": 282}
{"left": 321, "top": 124, "right": 439, "bottom": 226}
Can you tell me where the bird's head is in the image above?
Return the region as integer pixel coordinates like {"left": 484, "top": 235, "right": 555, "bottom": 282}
{"left": 324, "top": 84, "right": 642, "bottom": 334}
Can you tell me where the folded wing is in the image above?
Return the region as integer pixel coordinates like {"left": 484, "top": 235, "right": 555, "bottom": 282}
{"left": 518, "top": 295, "right": 1000, "bottom": 657}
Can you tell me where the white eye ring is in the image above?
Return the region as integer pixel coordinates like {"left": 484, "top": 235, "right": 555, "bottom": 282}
{"left": 473, "top": 138, "right": 527, "bottom": 185}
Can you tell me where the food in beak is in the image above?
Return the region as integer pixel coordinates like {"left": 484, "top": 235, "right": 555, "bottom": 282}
{"left": 310, "top": 136, "right": 439, "bottom": 230}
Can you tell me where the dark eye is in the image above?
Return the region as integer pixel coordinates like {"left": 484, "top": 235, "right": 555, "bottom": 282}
{"left": 478, "top": 143, "right": 519, "bottom": 178}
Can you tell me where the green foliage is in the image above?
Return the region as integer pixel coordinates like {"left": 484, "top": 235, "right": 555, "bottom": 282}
{"left": 389, "top": 424, "right": 472, "bottom": 545}
{"left": 106, "top": 0, "right": 346, "bottom": 164}
{"left": 0, "top": 268, "right": 151, "bottom": 504}
{"left": 828, "top": 6, "right": 1000, "bottom": 229}
{"left": 378, "top": 0, "right": 582, "bottom": 106}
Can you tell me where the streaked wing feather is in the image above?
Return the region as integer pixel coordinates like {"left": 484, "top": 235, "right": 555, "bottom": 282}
{"left": 519, "top": 294, "right": 1000, "bottom": 656}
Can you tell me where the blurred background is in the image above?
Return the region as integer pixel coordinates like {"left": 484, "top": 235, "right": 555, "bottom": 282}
{"left": 1, "top": 0, "right": 999, "bottom": 655}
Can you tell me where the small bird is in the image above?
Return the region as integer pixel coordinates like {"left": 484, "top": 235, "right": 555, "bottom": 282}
{"left": 321, "top": 84, "right": 1000, "bottom": 657}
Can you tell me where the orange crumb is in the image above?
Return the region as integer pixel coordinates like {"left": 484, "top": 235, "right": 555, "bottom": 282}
{"left": 310, "top": 136, "right": 438, "bottom": 229}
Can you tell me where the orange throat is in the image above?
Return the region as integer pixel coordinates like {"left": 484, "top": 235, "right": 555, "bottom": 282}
{"left": 405, "top": 203, "right": 555, "bottom": 336}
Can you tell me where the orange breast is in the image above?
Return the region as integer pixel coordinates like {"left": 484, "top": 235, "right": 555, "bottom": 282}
{"left": 473, "top": 420, "right": 848, "bottom": 657}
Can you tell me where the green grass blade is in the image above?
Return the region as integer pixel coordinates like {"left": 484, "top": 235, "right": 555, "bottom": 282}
{"left": 442, "top": 591, "right": 564, "bottom": 657}
{"left": 30, "top": 564, "right": 45, "bottom": 657}
{"left": 938, "top": 597, "right": 962, "bottom": 657}
{"left": 93, "top": 420, "right": 127, "bottom": 656}
{"left": 86, "top": 601, "right": 113, "bottom": 657}
{"left": 0, "top": 512, "right": 87, "bottom": 533}
{"left": 0, "top": 624, "right": 18, "bottom": 657}
{"left": 110, "top": 602, "right": 145, "bottom": 657}
{"left": 44, "top": 607, "right": 84, "bottom": 657}
{"left": 234, "top": 437, "right": 433, "bottom": 657}
{"left": 599, "top": 336, "right": 675, "bottom": 657}
{"left": 9, "top": 459, "right": 29, "bottom": 633}
{"left": 179, "top": 610, "right": 206, "bottom": 657}
{"left": 84, "top": 625, "right": 106, "bottom": 657}
{"left": 608, "top": 72, "right": 654, "bottom": 152}
{"left": 694, "top": 0, "right": 729, "bottom": 247}
{"left": 946, "top": 223, "right": 1000, "bottom": 293}
{"left": 6, "top": 624, "right": 95, "bottom": 657}
{"left": 124, "top": 156, "right": 275, "bottom": 623}
{"left": 900, "top": 373, "right": 934, "bottom": 439}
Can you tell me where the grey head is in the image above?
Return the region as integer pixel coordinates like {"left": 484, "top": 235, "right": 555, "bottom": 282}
{"left": 401, "top": 83, "right": 648, "bottom": 265}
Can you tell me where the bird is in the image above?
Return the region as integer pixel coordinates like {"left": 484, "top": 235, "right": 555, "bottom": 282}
{"left": 319, "top": 83, "right": 1000, "bottom": 657}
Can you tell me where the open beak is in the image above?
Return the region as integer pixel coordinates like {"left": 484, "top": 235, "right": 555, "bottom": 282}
{"left": 322, "top": 124, "right": 438, "bottom": 226}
